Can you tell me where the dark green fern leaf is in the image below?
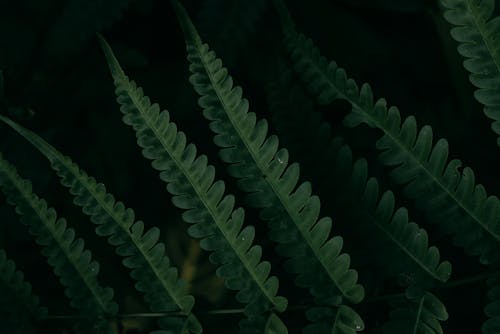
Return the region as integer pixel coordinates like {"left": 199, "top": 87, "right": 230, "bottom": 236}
{"left": 277, "top": 2, "right": 500, "bottom": 266}
{"left": 0, "top": 153, "right": 118, "bottom": 333}
{"left": 267, "top": 69, "right": 452, "bottom": 287}
{"left": 382, "top": 288, "right": 448, "bottom": 334}
{"left": 440, "top": 0, "right": 500, "bottom": 146}
{"left": 0, "top": 115, "right": 201, "bottom": 334}
{"left": 99, "top": 35, "right": 288, "bottom": 333}
{"left": 173, "top": 0, "right": 365, "bottom": 309}
{"left": 0, "top": 249, "right": 47, "bottom": 334}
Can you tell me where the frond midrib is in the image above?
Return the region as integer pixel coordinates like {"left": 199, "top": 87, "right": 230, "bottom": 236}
{"left": 191, "top": 36, "right": 355, "bottom": 300}
{"left": 296, "top": 42, "right": 500, "bottom": 244}
{"left": 0, "top": 163, "right": 110, "bottom": 314}
{"left": 120, "top": 78, "right": 280, "bottom": 310}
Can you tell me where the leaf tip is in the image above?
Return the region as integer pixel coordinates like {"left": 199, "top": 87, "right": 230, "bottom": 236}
{"left": 97, "top": 34, "right": 126, "bottom": 81}
{"left": 170, "top": 0, "right": 201, "bottom": 46}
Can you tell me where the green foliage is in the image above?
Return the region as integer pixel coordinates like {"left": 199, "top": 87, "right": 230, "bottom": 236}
{"left": 0, "top": 153, "right": 118, "bottom": 333}
{"left": 440, "top": 0, "right": 500, "bottom": 146}
{"left": 279, "top": 6, "right": 500, "bottom": 267}
{"left": 99, "top": 33, "right": 288, "bottom": 332}
{"left": 0, "top": 115, "right": 201, "bottom": 333}
{"left": 1, "top": 0, "right": 500, "bottom": 333}
{"left": 267, "top": 69, "right": 452, "bottom": 287}
{"left": 172, "top": 0, "right": 364, "bottom": 308}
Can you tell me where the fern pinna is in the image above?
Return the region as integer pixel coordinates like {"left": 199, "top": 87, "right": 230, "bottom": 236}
{"left": 0, "top": 115, "right": 201, "bottom": 333}
{"left": 275, "top": 0, "right": 500, "bottom": 265}
{"left": 171, "top": 1, "right": 366, "bottom": 332}
{"left": 267, "top": 67, "right": 450, "bottom": 334}
{"left": 440, "top": 0, "right": 500, "bottom": 146}
{"left": 2, "top": 0, "right": 500, "bottom": 332}
{"left": 98, "top": 34, "right": 288, "bottom": 333}
{"left": 0, "top": 153, "right": 118, "bottom": 333}
{"left": 273, "top": 0, "right": 500, "bottom": 332}
{"left": 267, "top": 68, "right": 451, "bottom": 287}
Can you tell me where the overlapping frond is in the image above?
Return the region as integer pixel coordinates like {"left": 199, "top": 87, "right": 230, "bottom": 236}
{"left": 0, "top": 115, "right": 201, "bottom": 333}
{"left": 0, "top": 153, "right": 117, "bottom": 333}
{"left": 383, "top": 289, "right": 448, "bottom": 334}
{"left": 171, "top": 0, "right": 364, "bottom": 314}
{"left": 0, "top": 249, "right": 47, "bottom": 333}
{"left": 267, "top": 69, "right": 452, "bottom": 286}
{"left": 99, "top": 35, "right": 288, "bottom": 333}
{"left": 277, "top": 3, "right": 500, "bottom": 265}
{"left": 440, "top": 0, "right": 500, "bottom": 145}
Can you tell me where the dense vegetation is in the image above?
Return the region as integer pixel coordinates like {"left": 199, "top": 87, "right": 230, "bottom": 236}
{"left": 1, "top": 0, "right": 500, "bottom": 333}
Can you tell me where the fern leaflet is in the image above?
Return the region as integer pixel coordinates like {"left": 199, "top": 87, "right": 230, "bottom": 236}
{"left": 440, "top": 0, "right": 500, "bottom": 146}
{"left": 0, "top": 115, "right": 201, "bottom": 333}
{"left": 277, "top": 2, "right": 500, "bottom": 266}
{"left": 0, "top": 153, "right": 118, "bottom": 333}
{"left": 99, "top": 35, "right": 288, "bottom": 333}
{"left": 267, "top": 69, "right": 452, "bottom": 286}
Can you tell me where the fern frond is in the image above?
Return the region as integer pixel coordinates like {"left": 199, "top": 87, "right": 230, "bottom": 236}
{"left": 171, "top": 0, "right": 364, "bottom": 311}
{"left": 277, "top": 3, "right": 500, "bottom": 265}
{"left": 0, "top": 249, "right": 47, "bottom": 333}
{"left": 0, "top": 153, "right": 117, "bottom": 333}
{"left": 99, "top": 35, "right": 288, "bottom": 332}
{"left": 0, "top": 115, "right": 201, "bottom": 333}
{"left": 383, "top": 289, "right": 448, "bottom": 334}
{"left": 440, "top": 0, "right": 500, "bottom": 146}
{"left": 267, "top": 70, "right": 452, "bottom": 286}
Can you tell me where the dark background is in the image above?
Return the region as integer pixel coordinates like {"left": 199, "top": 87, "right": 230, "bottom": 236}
{"left": 1, "top": 0, "right": 499, "bottom": 332}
